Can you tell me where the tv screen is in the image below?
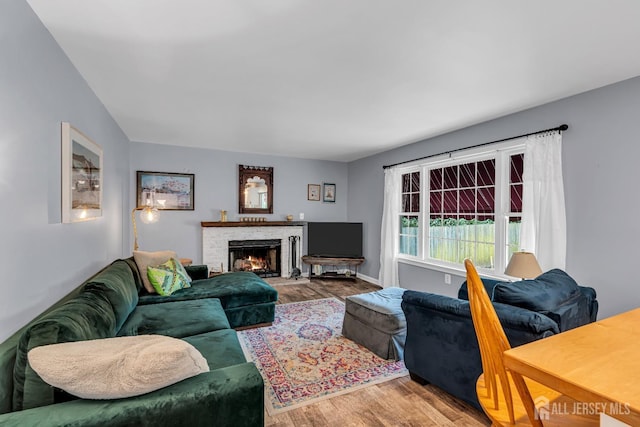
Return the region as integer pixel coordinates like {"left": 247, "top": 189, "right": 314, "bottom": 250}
{"left": 307, "top": 222, "right": 363, "bottom": 258}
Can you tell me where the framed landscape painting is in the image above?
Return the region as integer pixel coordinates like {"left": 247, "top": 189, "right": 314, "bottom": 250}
{"left": 61, "top": 122, "right": 103, "bottom": 223}
{"left": 136, "top": 171, "right": 195, "bottom": 210}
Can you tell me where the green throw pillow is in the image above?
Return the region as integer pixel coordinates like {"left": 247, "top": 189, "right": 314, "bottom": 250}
{"left": 147, "top": 258, "right": 191, "bottom": 296}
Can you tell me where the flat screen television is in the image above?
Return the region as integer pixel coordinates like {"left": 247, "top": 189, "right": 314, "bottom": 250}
{"left": 307, "top": 222, "right": 363, "bottom": 258}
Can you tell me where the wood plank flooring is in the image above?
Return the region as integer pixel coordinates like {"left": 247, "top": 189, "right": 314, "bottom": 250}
{"left": 265, "top": 278, "right": 490, "bottom": 427}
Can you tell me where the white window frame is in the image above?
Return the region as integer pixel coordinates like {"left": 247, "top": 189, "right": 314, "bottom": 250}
{"left": 396, "top": 140, "right": 525, "bottom": 279}
{"left": 398, "top": 167, "right": 422, "bottom": 259}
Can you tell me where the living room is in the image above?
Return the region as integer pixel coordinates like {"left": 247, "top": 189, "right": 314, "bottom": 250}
{"left": 3, "top": 0, "right": 640, "bottom": 425}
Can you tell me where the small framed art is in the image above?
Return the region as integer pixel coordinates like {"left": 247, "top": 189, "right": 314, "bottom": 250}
{"left": 308, "top": 184, "right": 321, "bottom": 201}
{"left": 136, "top": 171, "right": 195, "bottom": 210}
{"left": 323, "top": 183, "right": 336, "bottom": 203}
{"left": 61, "top": 122, "right": 103, "bottom": 223}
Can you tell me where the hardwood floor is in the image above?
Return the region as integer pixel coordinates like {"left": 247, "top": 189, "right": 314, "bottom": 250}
{"left": 265, "top": 278, "right": 490, "bottom": 427}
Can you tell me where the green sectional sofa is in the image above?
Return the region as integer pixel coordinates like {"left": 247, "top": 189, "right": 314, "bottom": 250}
{"left": 0, "top": 258, "right": 278, "bottom": 426}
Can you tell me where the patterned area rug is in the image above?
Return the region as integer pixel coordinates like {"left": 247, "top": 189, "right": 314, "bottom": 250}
{"left": 237, "top": 298, "right": 407, "bottom": 415}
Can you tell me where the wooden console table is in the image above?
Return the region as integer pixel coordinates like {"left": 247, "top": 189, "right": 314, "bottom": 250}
{"left": 301, "top": 256, "right": 365, "bottom": 281}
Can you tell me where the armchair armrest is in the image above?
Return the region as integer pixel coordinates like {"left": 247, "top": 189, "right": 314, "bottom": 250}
{"left": 579, "top": 285, "right": 598, "bottom": 322}
{"left": 0, "top": 363, "right": 263, "bottom": 427}
{"left": 184, "top": 264, "right": 209, "bottom": 281}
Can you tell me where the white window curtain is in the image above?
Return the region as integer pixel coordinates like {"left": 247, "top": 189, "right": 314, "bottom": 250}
{"left": 520, "top": 131, "right": 566, "bottom": 271}
{"left": 379, "top": 167, "right": 401, "bottom": 287}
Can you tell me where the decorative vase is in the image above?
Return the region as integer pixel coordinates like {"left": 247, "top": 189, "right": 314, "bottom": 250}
{"left": 220, "top": 210, "right": 227, "bottom": 222}
{"left": 286, "top": 214, "right": 293, "bottom": 221}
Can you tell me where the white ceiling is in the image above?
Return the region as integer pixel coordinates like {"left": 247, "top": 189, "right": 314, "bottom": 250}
{"left": 27, "top": 0, "right": 640, "bottom": 162}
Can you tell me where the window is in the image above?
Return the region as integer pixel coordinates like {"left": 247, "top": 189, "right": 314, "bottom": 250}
{"left": 400, "top": 171, "right": 420, "bottom": 256}
{"left": 398, "top": 143, "right": 524, "bottom": 275}
{"left": 428, "top": 159, "right": 496, "bottom": 268}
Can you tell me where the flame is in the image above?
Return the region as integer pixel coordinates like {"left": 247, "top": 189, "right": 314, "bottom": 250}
{"left": 247, "top": 256, "right": 266, "bottom": 270}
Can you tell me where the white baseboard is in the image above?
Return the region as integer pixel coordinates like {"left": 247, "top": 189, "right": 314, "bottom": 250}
{"left": 357, "top": 272, "right": 379, "bottom": 286}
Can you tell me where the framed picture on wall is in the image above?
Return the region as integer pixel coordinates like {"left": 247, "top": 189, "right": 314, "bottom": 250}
{"left": 308, "top": 184, "right": 321, "bottom": 201}
{"left": 136, "top": 171, "right": 195, "bottom": 210}
{"left": 61, "top": 122, "right": 103, "bottom": 223}
{"left": 323, "top": 183, "right": 336, "bottom": 203}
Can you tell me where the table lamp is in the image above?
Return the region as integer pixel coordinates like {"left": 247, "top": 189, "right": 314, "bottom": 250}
{"left": 504, "top": 251, "right": 542, "bottom": 280}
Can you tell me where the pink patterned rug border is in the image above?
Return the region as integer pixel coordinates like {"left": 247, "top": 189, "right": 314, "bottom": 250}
{"left": 237, "top": 298, "right": 407, "bottom": 415}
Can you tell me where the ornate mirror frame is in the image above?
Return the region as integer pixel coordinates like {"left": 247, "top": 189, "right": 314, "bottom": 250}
{"left": 238, "top": 165, "right": 273, "bottom": 214}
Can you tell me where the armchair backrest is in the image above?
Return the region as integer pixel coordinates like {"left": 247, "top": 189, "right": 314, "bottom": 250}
{"left": 460, "top": 269, "right": 597, "bottom": 331}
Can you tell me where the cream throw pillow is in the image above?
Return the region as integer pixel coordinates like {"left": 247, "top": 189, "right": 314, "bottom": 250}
{"left": 133, "top": 250, "right": 177, "bottom": 293}
{"left": 28, "top": 335, "right": 209, "bottom": 399}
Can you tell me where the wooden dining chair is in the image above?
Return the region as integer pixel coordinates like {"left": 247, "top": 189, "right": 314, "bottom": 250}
{"left": 464, "top": 259, "right": 598, "bottom": 426}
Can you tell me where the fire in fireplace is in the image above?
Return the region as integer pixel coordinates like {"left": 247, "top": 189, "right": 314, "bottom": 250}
{"left": 228, "top": 239, "right": 281, "bottom": 277}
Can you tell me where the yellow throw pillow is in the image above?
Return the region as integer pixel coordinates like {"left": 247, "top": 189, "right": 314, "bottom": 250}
{"left": 147, "top": 257, "right": 192, "bottom": 296}
{"left": 133, "top": 250, "right": 177, "bottom": 293}
{"left": 28, "top": 335, "right": 209, "bottom": 399}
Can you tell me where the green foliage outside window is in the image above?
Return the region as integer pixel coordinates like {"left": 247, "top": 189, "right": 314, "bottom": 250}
{"left": 400, "top": 217, "right": 495, "bottom": 227}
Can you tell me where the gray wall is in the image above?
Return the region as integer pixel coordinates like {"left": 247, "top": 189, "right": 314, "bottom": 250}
{"left": 129, "top": 142, "right": 348, "bottom": 266}
{"left": 0, "top": 1, "right": 131, "bottom": 342}
{"left": 4, "top": 0, "right": 638, "bottom": 342}
{"left": 348, "top": 75, "right": 640, "bottom": 319}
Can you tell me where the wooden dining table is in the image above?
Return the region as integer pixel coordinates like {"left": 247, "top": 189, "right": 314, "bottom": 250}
{"left": 503, "top": 307, "right": 640, "bottom": 426}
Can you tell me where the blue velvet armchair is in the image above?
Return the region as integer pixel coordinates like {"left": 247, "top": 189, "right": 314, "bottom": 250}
{"left": 401, "top": 269, "right": 597, "bottom": 409}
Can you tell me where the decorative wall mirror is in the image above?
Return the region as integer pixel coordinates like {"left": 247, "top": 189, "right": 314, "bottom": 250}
{"left": 239, "top": 165, "right": 273, "bottom": 214}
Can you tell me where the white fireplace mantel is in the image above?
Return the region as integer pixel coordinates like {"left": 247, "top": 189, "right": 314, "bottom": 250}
{"left": 201, "top": 222, "right": 304, "bottom": 277}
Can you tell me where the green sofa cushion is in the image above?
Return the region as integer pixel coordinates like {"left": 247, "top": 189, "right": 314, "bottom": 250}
{"left": 13, "top": 289, "right": 117, "bottom": 411}
{"left": 224, "top": 302, "right": 276, "bottom": 329}
{"left": 117, "top": 299, "right": 230, "bottom": 338}
{"left": 183, "top": 329, "right": 248, "bottom": 370}
{"left": 84, "top": 260, "right": 139, "bottom": 331}
{"left": 138, "top": 272, "right": 277, "bottom": 309}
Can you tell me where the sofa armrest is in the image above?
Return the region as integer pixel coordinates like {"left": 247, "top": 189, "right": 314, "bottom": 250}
{"left": 185, "top": 264, "right": 209, "bottom": 281}
{"left": 0, "top": 363, "right": 263, "bottom": 427}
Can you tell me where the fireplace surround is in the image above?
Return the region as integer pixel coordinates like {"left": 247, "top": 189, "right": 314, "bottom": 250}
{"left": 202, "top": 221, "right": 304, "bottom": 277}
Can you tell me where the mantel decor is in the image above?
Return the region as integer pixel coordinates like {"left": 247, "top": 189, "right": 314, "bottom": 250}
{"left": 239, "top": 165, "right": 273, "bottom": 214}
{"left": 61, "top": 122, "right": 103, "bottom": 223}
{"left": 136, "top": 171, "right": 194, "bottom": 210}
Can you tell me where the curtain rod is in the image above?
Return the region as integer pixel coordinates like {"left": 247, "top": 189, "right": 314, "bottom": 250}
{"left": 382, "top": 124, "right": 568, "bottom": 170}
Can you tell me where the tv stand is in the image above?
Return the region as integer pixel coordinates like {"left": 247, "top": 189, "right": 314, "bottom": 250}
{"left": 301, "top": 256, "right": 365, "bottom": 281}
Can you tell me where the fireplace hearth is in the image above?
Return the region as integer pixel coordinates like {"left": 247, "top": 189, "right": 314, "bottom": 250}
{"left": 229, "top": 239, "right": 281, "bottom": 277}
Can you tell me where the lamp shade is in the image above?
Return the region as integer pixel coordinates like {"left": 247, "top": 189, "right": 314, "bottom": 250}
{"left": 504, "top": 251, "right": 542, "bottom": 279}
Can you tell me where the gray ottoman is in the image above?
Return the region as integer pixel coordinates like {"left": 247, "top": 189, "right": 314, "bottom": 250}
{"left": 342, "top": 287, "right": 407, "bottom": 361}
